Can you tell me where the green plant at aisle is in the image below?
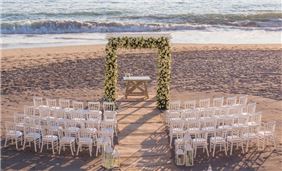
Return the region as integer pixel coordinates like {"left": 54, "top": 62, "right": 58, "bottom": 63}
{"left": 104, "top": 36, "right": 171, "bottom": 109}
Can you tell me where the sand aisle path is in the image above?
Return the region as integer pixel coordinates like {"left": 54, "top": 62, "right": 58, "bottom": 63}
{"left": 116, "top": 98, "right": 172, "bottom": 170}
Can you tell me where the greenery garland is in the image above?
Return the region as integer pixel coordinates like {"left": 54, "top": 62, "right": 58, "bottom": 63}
{"left": 104, "top": 36, "right": 171, "bottom": 109}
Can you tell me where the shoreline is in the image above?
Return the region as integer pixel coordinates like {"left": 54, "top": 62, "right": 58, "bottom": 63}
{"left": 2, "top": 43, "right": 282, "bottom": 57}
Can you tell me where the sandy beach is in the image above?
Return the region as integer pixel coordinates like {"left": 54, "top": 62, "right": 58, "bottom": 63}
{"left": 1, "top": 44, "right": 282, "bottom": 170}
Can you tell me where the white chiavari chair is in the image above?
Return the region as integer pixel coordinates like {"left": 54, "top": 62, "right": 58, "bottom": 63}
{"left": 241, "top": 126, "right": 260, "bottom": 152}
{"left": 227, "top": 128, "right": 245, "bottom": 155}
{"left": 100, "top": 121, "right": 115, "bottom": 146}
{"left": 4, "top": 121, "right": 23, "bottom": 150}
{"left": 59, "top": 129, "right": 76, "bottom": 156}
{"left": 169, "top": 120, "right": 184, "bottom": 147}
{"left": 64, "top": 120, "right": 80, "bottom": 139}
{"left": 22, "top": 124, "right": 42, "bottom": 152}
{"left": 76, "top": 128, "right": 93, "bottom": 157}
{"left": 192, "top": 130, "right": 209, "bottom": 158}
{"left": 210, "top": 129, "right": 227, "bottom": 157}
{"left": 258, "top": 121, "right": 277, "bottom": 150}
{"left": 40, "top": 127, "right": 59, "bottom": 154}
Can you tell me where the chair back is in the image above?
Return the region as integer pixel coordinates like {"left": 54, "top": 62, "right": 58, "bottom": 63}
{"left": 14, "top": 113, "right": 25, "bottom": 123}
{"left": 247, "top": 102, "right": 256, "bottom": 114}
{"left": 182, "top": 100, "right": 196, "bottom": 110}
{"left": 103, "top": 102, "right": 115, "bottom": 112}
{"left": 73, "top": 101, "right": 84, "bottom": 110}
{"left": 88, "top": 102, "right": 100, "bottom": 111}
{"left": 46, "top": 98, "right": 57, "bottom": 107}
{"left": 78, "top": 129, "right": 92, "bottom": 138}
{"left": 226, "top": 96, "right": 237, "bottom": 106}
{"left": 24, "top": 106, "right": 35, "bottom": 116}
{"left": 213, "top": 97, "right": 224, "bottom": 107}
{"left": 199, "top": 98, "right": 210, "bottom": 108}
{"left": 59, "top": 99, "right": 70, "bottom": 109}
{"left": 169, "top": 100, "right": 181, "bottom": 111}
{"left": 238, "top": 95, "right": 248, "bottom": 105}
{"left": 38, "top": 107, "right": 51, "bottom": 117}
{"left": 33, "top": 96, "right": 44, "bottom": 107}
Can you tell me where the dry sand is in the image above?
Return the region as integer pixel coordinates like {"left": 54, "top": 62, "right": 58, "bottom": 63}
{"left": 1, "top": 44, "right": 282, "bottom": 170}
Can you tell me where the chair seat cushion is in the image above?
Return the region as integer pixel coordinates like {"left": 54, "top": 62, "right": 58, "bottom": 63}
{"left": 78, "top": 137, "right": 93, "bottom": 144}
{"left": 258, "top": 131, "right": 273, "bottom": 137}
{"left": 242, "top": 133, "right": 258, "bottom": 139}
{"left": 227, "top": 135, "right": 241, "bottom": 142}
{"left": 67, "top": 127, "right": 79, "bottom": 133}
{"left": 210, "top": 137, "right": 226, "bottom": 143}
{"left": 42, "top": 135, "right": 58, "bottom": 141}
{"left": 61, "top": 136, "right": 75, "bottom": 143}
{"left": 25, "top": 132, "right": 41, "bottom": 139}
{"left": 193, "top": 138, "right": 207, "bottom": 144}
{"left": 7, "top": 130, "right": 22, "bottom": 137}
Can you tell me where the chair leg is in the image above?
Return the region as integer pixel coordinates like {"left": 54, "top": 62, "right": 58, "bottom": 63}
{"left": 52, "top": 142, "right": 55, "bottom": 155}
{"left": 272, "top": 136, "right": 277, "bottom": 150}
{"left": 15, "top": 138, "right": 19, "bottom": 150}
{"left": 59, "top": 144, "right": 62, "bottom": 155}
{"left": 241, "top": 143, "right": 245, "bottom": 153}
{"left": 213, "top": 144, "right": 216, "bottom": 157}
{"left": 4, "top": 137, "right": 8, "bottom": 147}
{"left": 194, "top": 147, "right": 197, "bottom": 158}
{"left": 70, "top": 143, "right": 74, "bottom": 156}
{"left": 230, "top": 143, "right": 233, "bottom": 155}
{"left": 34, "top": 140, "right": 37, "bottom": 152}
{"left": 22, "top": 139, "right": 26, "bottom": 150}
{"left": 206, "top": 146, "right": 209, "bottom": 157}
{"left": 40, "top": 141, "right": 44, "bottom": 152}
{"left": 96, "top": 145, "right": 99, "bottom": 156}
{"left": 76, "top": 145, "right": 80, "bottom": 155}
{"left": 89, "top": 146, "right": 92, "bottom": 157}
{"left": 224, "top": 144, "right": 227, "bottom": 156}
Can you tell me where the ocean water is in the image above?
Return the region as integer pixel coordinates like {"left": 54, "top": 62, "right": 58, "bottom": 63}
{"left": 1, "top": 0, "right": 282, "bottom": 48}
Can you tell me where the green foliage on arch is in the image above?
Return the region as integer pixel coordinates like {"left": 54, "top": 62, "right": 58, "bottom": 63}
{"left": 104, "top": 36, "right": 171, "bottom": 109}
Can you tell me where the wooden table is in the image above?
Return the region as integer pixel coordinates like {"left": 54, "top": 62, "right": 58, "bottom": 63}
{"left": 123, "top": 76, "right": 151, "bottom": 99}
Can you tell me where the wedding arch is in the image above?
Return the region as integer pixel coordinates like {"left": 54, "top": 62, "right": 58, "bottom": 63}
{"left": 104, "top": 33, "right": 171, "bottom": 109}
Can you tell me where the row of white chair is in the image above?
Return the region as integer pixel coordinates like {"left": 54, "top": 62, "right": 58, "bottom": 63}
{"left": 21, "top": 106, "right": 117, "bottom": 123}
{"left": 168, "top": 95, "right": 248, "bottom": 110}
{"left": 168, "top": 112, "right": 262, "bottom": 147}
{"left": 4, "top": 119, "right": 116, "bottom": 157}
{"left": 165, "top": 104, "right": 257, "bottom": 126}
{"left": 32, "top": 96, "right": 116, "bottom": 112}
{"left": 175, "top": 121, "right": 276, "bottom": 162}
